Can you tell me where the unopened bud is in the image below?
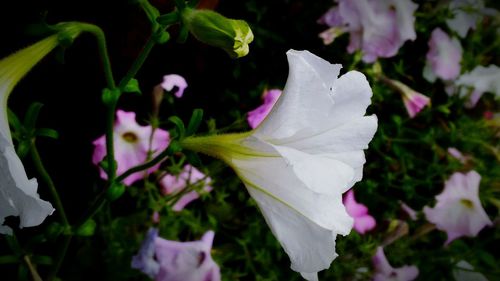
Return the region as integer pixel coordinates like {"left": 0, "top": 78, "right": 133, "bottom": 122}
{"left": 181, "top": 8, "right": 254, "bottom": 58}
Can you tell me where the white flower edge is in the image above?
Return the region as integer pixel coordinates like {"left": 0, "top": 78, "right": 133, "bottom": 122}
{"left": 0, "top": 35, "right": 65, "bottom": 234}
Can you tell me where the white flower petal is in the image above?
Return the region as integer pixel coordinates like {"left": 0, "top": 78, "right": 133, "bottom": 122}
{"left": 271, "top": 145, "right": 355, "bottom": 195}
{"left": 247, "top": 187, "right": 339, "bottom": 273}
{"left": 1, "top": 136, "right": 54, "bottom": 234}
{"left": 255, "top": 50, "right": 342, "bottom": 140}
{"left": 274, "top": 116, "right": 377, "bottom": 154}
{"left": 233, "top": 154, "right": 353, "bottom": 234}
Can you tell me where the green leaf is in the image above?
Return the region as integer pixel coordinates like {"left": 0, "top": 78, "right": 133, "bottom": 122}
{"left": 157, "top": 11, "right": 180, "bottom": 26}
{"left": 169, "top": 116, "right": 186, "bottom": 140}
{"left": 185, "top": 150, "right": 202, "bottom": 166}
{"left": 106, "top": 182, "right": 126, "bottom": 202}
{"left": 31, "top": 255, "right": 53, "bottom": 265}
{"left": 186, "top": 108, "right": 203, "bottom": 137}
{"left": 24, "top": 102, "right": 44, "bottom": 130}
{"left": 35, "top": 128, "right": 59, "bottom": 139}
{"left": 75, "top": 219, "right": 97, "bottom": 237}
{"left": 7, "top": 108, "right": 22, "bottom": 132}
{"left": 0, "top": 255, "right": 18, "bottom": 264}
{"left": 123, "top": 78, "right": 141, "bottom": 95}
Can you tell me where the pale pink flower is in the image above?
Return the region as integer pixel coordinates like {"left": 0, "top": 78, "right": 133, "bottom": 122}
{"left": 372, "top": 247, "right": 419, "bottom": 281}
{"left": 160, "top": 165, "right": 212, "bottom": 211}
{"left": 247, "top": 89, "right": 282, "bottom": 129}
{"left": 155, "top": 231, "right": 220, "bottom": 281}
{"left": 447, "top": 147, "right": 466, "bottom": 164}
{"left": 453, "top": 260, "right": 489, "bottom": 281}
{"left": 423, "top": 171, "right": 492, "bottom": 244}
{"left": 92, "top": 110, "right": 170, "bottom": 186}
{"left": 132, "top": 229, "right": 220, "bottom": 281}
{"left": 446, "top": 0, "right": 498, "bottom": 38}
{"left": 423, "top": 28, "right": 463, "bottom": 82}
{"left": 161, "top": 74, "right": 188, "bottom": 98}
{"left": 344, "top": 189, "right": 376, "bottom": 234}
{"left": 456, "top": 65, "right": 500, "bottom": 107}
{"left": 400, "top": 202, "right": 417, "bottom": 221}
{"left": 385, "top": 78, "right": 430, "bottom": 118}
{"left": 319, "top": 0, "right": 418, "bottom": 63}
{"left": 318, "top": 27, "right": 346, "bottom": 45}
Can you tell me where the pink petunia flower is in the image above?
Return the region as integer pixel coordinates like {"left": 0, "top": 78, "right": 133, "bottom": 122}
{"left": 160, "top": 165, "right": 212, "bottom": 211}
{"left": 455, "top": 65, "right": 500, "bottom": 108}
{"left": 446, "top": 0, "right": 498, "bottom": 38}
{"left": 318, "top": 0, "right": 418, "bottom": 63}
{"left": 344, "top": 189, "right": 376, "bottom": 234}
{"left": 247, "top": 89, "right": 282, "bottom": 129}
{"left": 423, "top": 28, "right": 463, "bottom": 82}
{"left": 423, "top": 171, "right": 492, "bottom": 245}
{"left": 384, "top": 78, "right": 430, "bottom": 118}
{"left": 400, "top": 202, "right": 417, "bottom": 221}
{"left": 132, "top": 229, "right": 221, "bottom": 281}
{"left": 161, "top": 74, "right": 188, "bottom": 98}
{"left": 372, "top": 247, "right": 419, "bottom": 281}
{"left": 155, "top": 231, "right": 220, "bottom": 281}
{"left": 92, "top": 110, "right": 170, "bottom": 186}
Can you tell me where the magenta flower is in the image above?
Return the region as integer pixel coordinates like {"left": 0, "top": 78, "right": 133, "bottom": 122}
{"left": 161, "top": 74, "right": 188, "bottom": 98}
{"left": 423, "top": 171, "right": 492, "bottom": 245}
{"left": 155, "top": 231, "right": 220, "bottom": 281}
{"left": 92, "top": 110, "right": 170, "bottom": 186}
{"left": 344, "top": 189, "right": 376, "bottom": 234}
{"left": 160, "top": 165, "right": 212, "bottom": 211}
{"left": 372, "top": 247, "right": 419, "bottom": 281}
{"left": 318, "top": 0, "right": 418, "bottom": 63}
{"left": 247, "top": 89, "right": 282, "bottom": 129}
{"left": 423, "top": 28, "right": 463, "bottom": 82}
{"left": 132, "top": 229, "right": 220, "bottom": 281}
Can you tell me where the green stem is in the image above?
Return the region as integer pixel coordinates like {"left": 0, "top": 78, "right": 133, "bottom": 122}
{"left": 118, "top": 35, "right": 157, "bottom": 89}
{"left": 30, "top": 143, "right": 69, "bottom": 227}
{"left": 115, "top": 143, "right": 177, "bottom": 183}
{"left": 30, "top": 144, "right": 72, "bottom": 281}
{"left": 75, "top": 23, "right": 116, "bottom": 89}
{"left": 46, "top": 235, "right": 72, "bottom": 281}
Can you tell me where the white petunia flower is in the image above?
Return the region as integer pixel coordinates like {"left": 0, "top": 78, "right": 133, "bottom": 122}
{"left": 0, "top": 35, "right": 75, "bottom": 234}
{"left": 181, "top": 50, "right": 377, "bottom": 280}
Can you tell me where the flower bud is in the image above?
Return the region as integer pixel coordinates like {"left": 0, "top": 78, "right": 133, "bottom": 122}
{"left": 181, "top": 8, "right": 254, "bottom": 58}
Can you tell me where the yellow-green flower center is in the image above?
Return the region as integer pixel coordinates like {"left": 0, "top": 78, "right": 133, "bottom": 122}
{"left": 460, "top": 198, "right": 474, "bottom": 209}
{"left": 122, "top": 132, "right": 138, "bottom": 143}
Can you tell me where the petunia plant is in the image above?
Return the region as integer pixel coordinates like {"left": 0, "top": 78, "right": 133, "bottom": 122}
{"left": 0, "top": 0, "right": 499, "bottom": 281}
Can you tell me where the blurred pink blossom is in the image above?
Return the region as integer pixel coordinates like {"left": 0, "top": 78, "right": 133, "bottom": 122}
{"left": 446, "top": 0, "right": 498, "bottom": 38}
{"left": 344, "top": 189, "right": 376, "bottom": 234}
{"left": 447, "top": 147, "right": 466, "bottom": 164}
{"left": 92, "top": 110, "right": 170, "bottom": 186}
{"left": 400, "top": 202, "right": 417, "bottom": 221}
{"left": 372, "top": 247, "right": 419, "bottom": 281}
{"left": 161, "top": 74, "right": 188, "bottom": 98}
{"left": 160, "top": 165, "right": 212, "bottom": 211}
{"left": 456, "top": 65, "right": 500, "bottom": 107}
{"left": 132, "top": 229, "right": 220, "bottom": 281}
{"left": 318, "top": 0, "right": 418, "bottom": 63}
{"left": 423, "top": 171, "right": 492, "bottom": 245}
{"left": 247, "top": 89, "right": 282, "bottom": 129}
{"left": 384, "top": 78, "right": 430, "bottom": 118}
{"left": 423, "top": 28, "right": 462, "bottom": 82}
{"left": 155, "top": 231, "right": 220, "bottom": 281}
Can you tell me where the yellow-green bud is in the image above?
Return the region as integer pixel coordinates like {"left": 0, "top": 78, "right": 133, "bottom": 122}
{"left": 182, "top": 8, "right": 254, "bottom": 58}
